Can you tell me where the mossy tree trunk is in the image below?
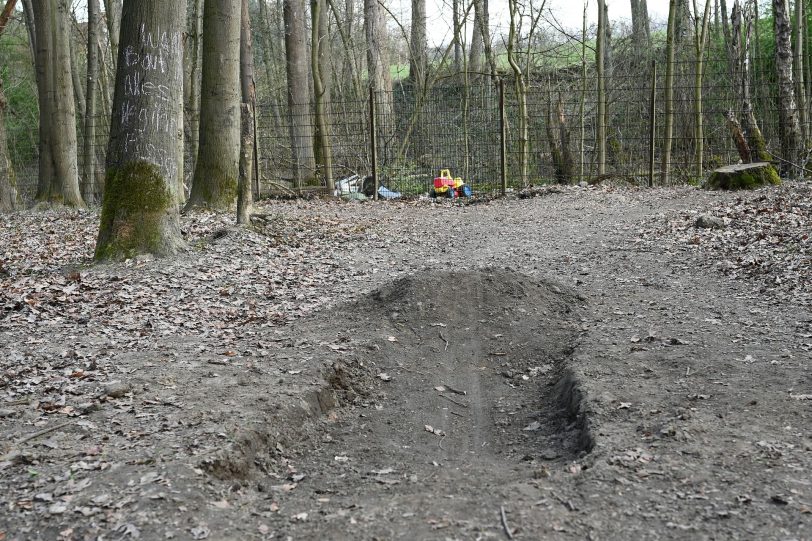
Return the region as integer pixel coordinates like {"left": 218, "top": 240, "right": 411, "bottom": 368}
{"left": 31, "top": 0, "right": 83, "bottom": 207}
{"left": 187, "top": 0, "right": 241, "bottom": 209}
{"left": 95, "top": 0, "right": 186, "bottom": 260}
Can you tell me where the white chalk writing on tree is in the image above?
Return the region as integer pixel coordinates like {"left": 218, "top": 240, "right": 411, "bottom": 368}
{"left": 118, "top": 23, "right": 182, "bottom": 181}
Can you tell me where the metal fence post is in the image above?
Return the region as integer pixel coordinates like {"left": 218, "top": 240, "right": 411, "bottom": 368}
{"left": 649, "top": 60, "right": 657, "bottom": 188}
{"left": 369, "top": 86, "right": 379, "bottom": 201}
{"left": 499, "top": 79, "right": 507, "bottom": 196}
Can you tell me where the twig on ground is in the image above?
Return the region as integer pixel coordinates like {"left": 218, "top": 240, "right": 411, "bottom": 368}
{"left": 16, "top": 421, "right": 74, "bottom": 445}
{"left": 438, "top": 393, "right": 468, "bottom": 408}
{"left": 439, "top": 332, "right": 449, "bottom": 351}
{"left": 500, "top": 505, "right": 514, "bottom": 540}
{"left": 442, "top": 383, "right": 467, "bottom": 395}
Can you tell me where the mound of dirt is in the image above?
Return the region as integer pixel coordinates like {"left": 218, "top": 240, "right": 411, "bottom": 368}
{"left": 245, "top": 268, "right": 592, "bottom": 539}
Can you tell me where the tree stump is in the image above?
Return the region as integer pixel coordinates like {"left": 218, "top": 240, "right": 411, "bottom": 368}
{"left": 705, "top": 162, "right": 780, "bottom": 190}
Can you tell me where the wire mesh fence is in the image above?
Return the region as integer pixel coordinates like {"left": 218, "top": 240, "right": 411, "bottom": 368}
{"left": 9, "top": 55, "right": 810, "bottom": 204}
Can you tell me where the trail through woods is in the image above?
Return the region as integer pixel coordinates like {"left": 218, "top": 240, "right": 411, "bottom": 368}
{"left": 1, "top": 184, "right": 810, "bottom": 539}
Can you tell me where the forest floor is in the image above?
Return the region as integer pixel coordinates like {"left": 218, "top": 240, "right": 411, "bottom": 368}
{"left": 0, "top": 182, "right": 810, "bottom": 541}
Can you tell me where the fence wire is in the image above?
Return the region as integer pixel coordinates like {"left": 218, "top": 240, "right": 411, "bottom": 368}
{"left": 9, "top": 56, "right": 810, "bottom": 203}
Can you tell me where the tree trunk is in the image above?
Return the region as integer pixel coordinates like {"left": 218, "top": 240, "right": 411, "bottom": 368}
{"left": 365, "top": 0, "right": 392, "bottom": 95}
{"left": 692, "top": 0, "right": 711, "bottom": 176}
{"left": 720, "top": 0, "right": 732, "bottom": 64}
{"left": 311, "top": 0, "right": 333, "bottom": 192}
{"left": 187, "top": 0, "right": 242, "bottom": 209}
{"left": 773, "top": 0, "right": 803, "bottom": 175}
{"left": 726, "top": 111, "right": 751, "bottom": 162}
{"left": 237, "top": 104, "right": 253, "bottom": 224}
{"left": 596, "top": 0, "right": 607, "bottom": 175}
{"left": 95, "top": 0, "right": 186, "bottom": 259}
{"left": 0, "top": 77, "right": 18, "bottom": 211}
{"left": 83, "top": 0, "right": 101, "bottom": 204}
{"left": 0, "top": 0, "right": 19, "bottom": 211}
{"left": 469, "top": 0, "right": 483, "bottom": 73}
{"left": 409, "top": 0, "right": 426, "bottom": 90}
{"left": 506, "top": 0, "right": 528, "bottom": 186}
{"left": 240, "top": 0, "right": 258, "bottom": 199}
{"left": 285, "top": 0, "right": 316, "bottom": 187}
{"left": 630, "top": 0, "right": 651, "bottom": 48}
{"left": 32, "top": 0, "right": 83, "bottom": 206}
{"left": 660, "top": 0, "right": 678, "bottom": 185}
{"left": 793, "top": 0, "right": 807, "bottom": 141}
{"left": 452, "top": 0, "right": 461, "bottom": 72}
{"left": 184, "top": 0, "right": 203, "bottom": 189}
{"left": 103, "top": 0, "right": 122, "bottom": 69}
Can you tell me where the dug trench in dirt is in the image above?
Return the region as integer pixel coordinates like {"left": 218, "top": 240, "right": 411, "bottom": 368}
{"left": 197, "top": 269, "right": 594, "bottom": 539}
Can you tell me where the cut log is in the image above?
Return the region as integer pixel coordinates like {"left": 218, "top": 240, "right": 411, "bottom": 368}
{"left": 705, "top": 162, "right": 780, "bottom": 190}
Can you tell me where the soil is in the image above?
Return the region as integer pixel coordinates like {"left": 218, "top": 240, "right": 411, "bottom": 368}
{"left": 1, "top": 183, "right": 810, "bottom": 540}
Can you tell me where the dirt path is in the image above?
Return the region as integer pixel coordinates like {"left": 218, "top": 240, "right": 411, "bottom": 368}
{"left": 1, "top": 185, "right": 810, "bottom": 540}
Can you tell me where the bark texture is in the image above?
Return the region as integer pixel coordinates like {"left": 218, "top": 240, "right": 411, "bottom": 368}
{"left": 284, "top": 0, "right": 315, "bottom": 186}
{"left": 188, "top": 0, "right": 242, "bottom": 209}
{"left": 0, "top": 77, "right": 18, "bottom": 211}
{"left": 31, "top": 0, "right": 83, "bottom": 206}
{"left": 365, "top": 0, "right": 392, "bottom": 96}
{"left": 311, "top": 0, "right": 333, "bottom": 191}
{"left": 409, "top": 0, "right": 426, "bottom": 89}
{"left": 83, "top": 0, "right": 101, "bottom": 204}
{"left": 96, "top": 0, "right": 186, "bottom": 259}
{"left": 772, "top": 0, "right": 803, "bottom": 175}
{"left": 184, "top": 0, "right": 203, "bottom": 185}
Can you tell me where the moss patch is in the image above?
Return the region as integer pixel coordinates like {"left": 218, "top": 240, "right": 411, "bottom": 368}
{"left": 705, "top": 163, "right": 781, "bottom": 190}
{"left": 95, "top": 161, "right": 172, "bottom": 261}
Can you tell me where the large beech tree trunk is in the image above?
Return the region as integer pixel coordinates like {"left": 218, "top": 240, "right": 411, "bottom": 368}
{"left": 31, "top": 0, "right": 83, "bottom": 206}
{"left": 284, "top": 0, "right": 315, "bottom": 187}
{"left": 187, "top": 0, "right": 242, "bottom": 209}
{"left": 95, "top": 0, "right": 186, "bottom": 259}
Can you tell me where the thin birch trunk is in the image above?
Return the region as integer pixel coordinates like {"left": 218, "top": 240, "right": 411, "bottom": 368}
{"left": 773, "top": 0, "right": 803, "bottom": 174}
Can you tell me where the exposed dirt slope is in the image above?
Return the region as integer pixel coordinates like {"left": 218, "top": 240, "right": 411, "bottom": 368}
{"left": 1, "top": 183, "right": 810, "bottom": 540}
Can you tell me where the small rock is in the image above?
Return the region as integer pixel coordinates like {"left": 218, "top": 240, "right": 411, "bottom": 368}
{"left": 0, "top": 408, "right": 16, "bottom": 418}
{"left": 104, "top": 381, "right": 131, "bottom": 399}
{"left": 578, "top": 181, "right": 589, "bottom": 188}
{"left": 695, "top": 215, "right": 725, "bottom": 229}
{"left": 540, "top": 449, "right": 561, "bottom": 460}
